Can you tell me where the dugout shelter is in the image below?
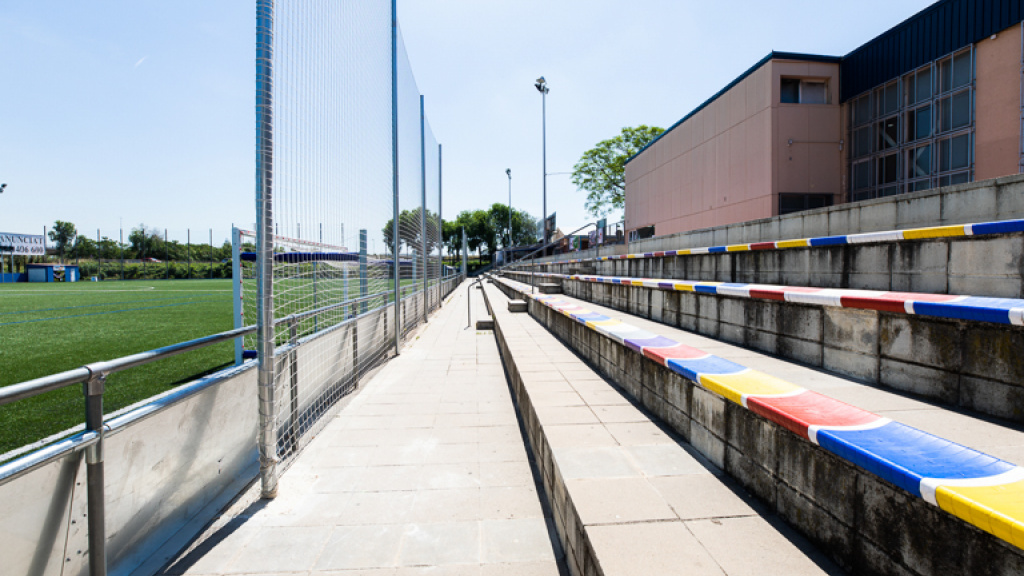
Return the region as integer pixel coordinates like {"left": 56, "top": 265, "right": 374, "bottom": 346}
{"left": 27, "top": 263, "right": 79, "bottom": 282}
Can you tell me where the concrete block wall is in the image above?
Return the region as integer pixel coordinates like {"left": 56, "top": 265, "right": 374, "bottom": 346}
{"left": 536, "top": 174, "right": 1024, "bottom": 266}
{"left": 539, "top": 232, "right": 1024, "bottom": 299}
{"left": 492, "top": 279, "right": 1024, "bottom": 576}
{"left": 519, "top": 276, "right": 1024, "bottom": 424}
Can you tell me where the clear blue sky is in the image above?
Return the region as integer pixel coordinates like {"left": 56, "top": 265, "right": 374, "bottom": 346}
{"left": 1, "top": 0, "right": 935, "bottom": 245}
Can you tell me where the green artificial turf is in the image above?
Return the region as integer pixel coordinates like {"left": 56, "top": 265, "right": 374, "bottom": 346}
{"left": 0, "top": 275, "right": 444, "bottom": 456}
{"left": 0, "top": 279, "right": 234, "bottom": 455}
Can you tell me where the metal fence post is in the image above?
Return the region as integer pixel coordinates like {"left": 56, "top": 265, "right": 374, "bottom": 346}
{"left": 83, "top": 368, "right": 108, "bottom": 576}
{"left": 437, "top": 143, "right": 442, "bottom": 311}
{"left": 232, "top": 227, "right": 243, "bottom": 366}
{"left": 360, "top": 229, "right": 368, "bottom": 314}
{"left": 255, "top": 0, "right": 278, "bottom": 499}
{"left": 391, "top": 0, "right": 401, "bottom": 355}
{"left": 419, "top": 95, "right": 427, "bottom": 324}
{"left": 288, "top": 318, "right": 298, "bottom": 454}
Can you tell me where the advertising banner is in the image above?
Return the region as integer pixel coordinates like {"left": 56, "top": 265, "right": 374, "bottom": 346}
{"left": 0, "top": 232, "right": 46, "bottom": 255}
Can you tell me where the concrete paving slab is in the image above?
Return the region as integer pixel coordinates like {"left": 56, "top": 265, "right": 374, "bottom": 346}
{"left": 566, "top": 477, "right": 677, "bottom": 524}
{"left": 687, "top": 516, "right": 845, "bottom": 575}
{"left": 649, "top": 475, "right": 759, "bottom": 520}
{"left": 553, "top": 446, "right": 640, "bottom": 479}
{"left": 160, "top": 282, "right": 565, "bottom": 576}
{"left": 586, "top": 522, "right": 725, "bottom": 576}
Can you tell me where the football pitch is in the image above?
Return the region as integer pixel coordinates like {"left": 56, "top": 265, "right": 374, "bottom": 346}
{"left": 0, "top": 276, "right": 427, "bottom": 457}
{"left": 0, "top": 280, "right": 234, "bottom": 456}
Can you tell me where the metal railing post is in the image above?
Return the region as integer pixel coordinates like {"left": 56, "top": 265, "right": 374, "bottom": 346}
{"left": 288, "top": 318, "right": 298, "bottom": 453}
{"left": 83, "top": 368, "right": 108, "bottom": 576}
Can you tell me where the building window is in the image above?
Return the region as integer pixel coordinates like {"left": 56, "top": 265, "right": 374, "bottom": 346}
{"left": 847, "top": 47, "right": 974, "bottom": 201}
{"left": 877, "top": 117, "right": 899, "bottom": 150}
{"left": 628, "top": 226, "right": 655, "bottom": 242}
{"left": 853, "top": 93, "right": 873, "bottom": 126}
{"left": 781, "top": 78, "right": 829, "bottom": 104}
{"left": 779, "top": 193, "right": 834, "bottom": 215}
{"left": 906, "top": 105, "right": 931, "bottom": 142}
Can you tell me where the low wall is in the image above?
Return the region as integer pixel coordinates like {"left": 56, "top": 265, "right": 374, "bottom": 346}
{"left": 508, "top": 272, "right": 1024, "bottom": 425}
{"left": 493, "top": 278, "right": 1024, "bottom": 576}
{"left": 559, "top": 231, "right": 1024, "bottom": 299}
{"left": 0, "top": 364, "right": 261, "bottom": 576}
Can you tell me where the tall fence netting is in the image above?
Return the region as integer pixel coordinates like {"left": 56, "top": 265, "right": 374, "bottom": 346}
{"left": 244, "top": 1, "right": 450, "bottom": 472}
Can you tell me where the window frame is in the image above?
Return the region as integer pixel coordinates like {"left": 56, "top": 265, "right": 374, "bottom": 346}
{"left": 847, "top": 46, "right": 975, "bottom": 202}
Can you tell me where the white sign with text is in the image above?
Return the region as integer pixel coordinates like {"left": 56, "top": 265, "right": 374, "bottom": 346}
{"left": 0, "top": 233, "right": 46, "bottom": 255}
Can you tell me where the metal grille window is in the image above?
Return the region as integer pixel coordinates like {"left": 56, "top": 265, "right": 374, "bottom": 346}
{"left": 847, "top": 47, "right": 974, "bottom": 201}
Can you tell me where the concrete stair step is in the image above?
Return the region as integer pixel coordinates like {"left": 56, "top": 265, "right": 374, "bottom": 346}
{"left": 490, "top": 275, "right": 1024, "bottom": 576}
{"left": 482, "top": 282, "right": 844, "bottom": 576}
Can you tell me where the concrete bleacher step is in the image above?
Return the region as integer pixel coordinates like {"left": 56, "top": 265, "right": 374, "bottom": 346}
{"left": 481, "top": 282, "right": 844, "bottom": 576}
{"left": 490, "top": 275, "right": 1024, "bottom": 576}
{"left": 538, "top": 283, "right": 562, "bottom": 294}
{"left": 502, "top": 269, "right": 1024, "bottom": 425}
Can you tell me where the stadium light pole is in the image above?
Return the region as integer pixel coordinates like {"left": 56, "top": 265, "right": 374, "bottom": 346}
{"left": 505, "top": 168, "right": 512, "bottom": 255}
{"left": 534, "top": 77, "right": 549, "bottom": 249}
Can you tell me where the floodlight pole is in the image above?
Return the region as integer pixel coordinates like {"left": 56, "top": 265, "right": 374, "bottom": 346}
{"left": 255, "top": 0, "right": 278, "bottom": 499}
{"left": 506, "top": 169, "right": 512, "bottom": 254}
{"left": 535, "top": 77, "right": 549, "bottom": 252}
{"left": 438, "top": 143, "right": 443, "bottom": 292}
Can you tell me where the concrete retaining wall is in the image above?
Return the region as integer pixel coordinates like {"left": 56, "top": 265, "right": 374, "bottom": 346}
{"left": 536, "top": 174, "right": 1024, "bottom": 267}
{"left": 508, "top": 273, "right": 1024, "bottom": 425}
{"left": 533, "top": 231, "right": 1024, "bottom": 300}
{"left": 493, "top": 279, "right": 1024, "bottom": 576}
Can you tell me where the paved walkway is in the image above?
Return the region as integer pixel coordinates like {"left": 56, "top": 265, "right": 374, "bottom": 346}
{"left": 162, "top": 281, "right": 565, "bottom": 576}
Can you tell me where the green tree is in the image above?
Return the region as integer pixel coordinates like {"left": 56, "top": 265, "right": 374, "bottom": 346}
{"left": 48, "top": 220, "right": 77, "bottom": 261}
{"left": 382, "top": 208, "right": 439, "bottom": 256}
{"left": 442, "top": 220, "right": 461, "bottom": 259}
{"left": 571, "top": 125, "right": 664, "bottom": 217}
{"left": 128, "top": 224, "right": 164, "bottom": 259}
{"left": 69, "top": 235, "right": 96, "bottom": 259}
{"left": 487, "top": 203, "right": 538, "bottom": 249}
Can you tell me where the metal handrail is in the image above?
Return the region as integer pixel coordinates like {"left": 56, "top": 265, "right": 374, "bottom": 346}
{"left": 495, "top": 221, "right": 596, "bottom": 274}
{"left": 492, "top": 222, "right": 597, "bottom": 293}
{"left": 0, "top": 289, "right": 403, "bottom": 407}
{"left": 465, "top": 223, "right": 595, "bottom": 326}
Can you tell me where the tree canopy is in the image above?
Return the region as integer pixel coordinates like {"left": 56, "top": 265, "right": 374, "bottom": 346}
{"left": 381, "top": 207, "right": 440, "bottom": 256}
{"left": 48, "top": 220, "right": 77, "bottom": 260}
{"left": 571, "top": 125, "right": 664, "bottom": 217}
{"left": 443, "top": 204, "right": 539, "bottom": 258}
